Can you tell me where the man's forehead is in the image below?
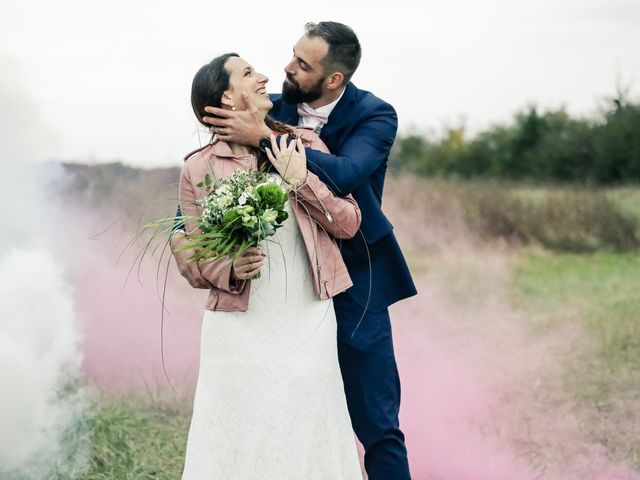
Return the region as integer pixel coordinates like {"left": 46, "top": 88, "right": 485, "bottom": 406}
{"left": 293, "top": 35, "right": 329, "bottom": 64}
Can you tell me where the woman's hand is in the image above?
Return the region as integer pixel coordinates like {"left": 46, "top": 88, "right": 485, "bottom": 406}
{"left": 265, "top": 134, "right": 308, "bottom": 189}
{"left": 231, "top": 247, "right": 266, "bottom": 280}
{"left": 170, "top": 231, "right": 211, "bottom": 288}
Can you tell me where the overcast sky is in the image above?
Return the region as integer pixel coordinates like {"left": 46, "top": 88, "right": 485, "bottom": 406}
{"left": 1, "top": 0, "right": 639, "bottom": 167}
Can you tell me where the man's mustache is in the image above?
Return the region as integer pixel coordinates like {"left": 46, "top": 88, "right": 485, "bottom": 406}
{"left": 285, "top": 75, "right": 299, "bottom": 88}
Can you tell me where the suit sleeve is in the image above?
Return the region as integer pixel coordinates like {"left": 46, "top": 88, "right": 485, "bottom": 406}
{"left": 179, "top": 163, "right": 246, "bottom": 294}
{"left": 173, "top": 204, "right": 185, "bottom": 231}
{"left": 289, "top": 128, "right": 361, "bottom": 239}
{"left": 304, "top": 101, "right": 398, "bottom": 195}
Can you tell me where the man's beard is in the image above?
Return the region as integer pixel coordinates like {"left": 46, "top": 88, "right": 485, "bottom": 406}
{"left": 281, "top": 75, "right": 325, "bottom": 104}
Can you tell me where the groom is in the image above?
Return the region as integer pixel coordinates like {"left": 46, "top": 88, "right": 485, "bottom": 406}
{"left": 172, "top": 21, "right": 417, "bottom": 479}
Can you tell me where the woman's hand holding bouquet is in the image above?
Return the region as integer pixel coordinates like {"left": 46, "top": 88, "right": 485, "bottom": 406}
{"left": 148, "top": 167, "right": 289, "bottom": 284}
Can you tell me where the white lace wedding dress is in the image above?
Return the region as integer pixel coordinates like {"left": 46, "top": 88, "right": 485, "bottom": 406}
{"left": 181, "top": 194, "right": 363, "bottom": 479}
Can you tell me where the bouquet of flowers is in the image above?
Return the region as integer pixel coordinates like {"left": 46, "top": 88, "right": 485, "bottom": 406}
{"left": 173, "top": 169, "right": 289, "bottom": 263}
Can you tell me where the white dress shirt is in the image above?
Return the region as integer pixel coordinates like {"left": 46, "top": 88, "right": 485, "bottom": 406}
{"left": 297, "top": 87, "right": 346, "bottom": 133}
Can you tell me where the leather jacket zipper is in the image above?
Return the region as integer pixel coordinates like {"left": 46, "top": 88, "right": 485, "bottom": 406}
{"left": 309, "top": 188, "right": 333, "bottom": 223}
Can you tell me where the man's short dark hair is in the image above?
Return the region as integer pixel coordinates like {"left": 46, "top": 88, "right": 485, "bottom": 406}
{"left": 304, "top": 21, "right": 361, "bottom": 84}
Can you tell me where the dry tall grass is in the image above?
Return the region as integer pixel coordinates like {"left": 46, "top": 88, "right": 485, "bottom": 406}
{"left": 384, "top": 174, "right": 640, "bottom": 254}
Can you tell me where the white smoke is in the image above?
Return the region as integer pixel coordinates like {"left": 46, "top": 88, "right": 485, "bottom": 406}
{"left": 0, "top": 57, "right": 89, "bottom": 479}
{"left": 0, "top": 248, "right": 88, "bottom": 478}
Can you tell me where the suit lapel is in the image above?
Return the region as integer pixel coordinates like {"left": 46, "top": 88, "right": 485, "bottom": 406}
{"left": 277, "top": 100, "right": 299, "bottom": 126}
{"left": 319, "top": 82, "right": 357, "bottom": 149}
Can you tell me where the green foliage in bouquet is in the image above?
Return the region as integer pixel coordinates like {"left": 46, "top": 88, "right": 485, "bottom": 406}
{"left": 177, "top": 169, "right": 289, "bottom": 262}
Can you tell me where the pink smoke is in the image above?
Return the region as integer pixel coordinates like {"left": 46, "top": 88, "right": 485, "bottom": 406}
{"left": 59, "top": 204, "right": 205, "bottom": 394}
{"left": 60, "top": 202, "right": 639, "bottom": 480}
{"left": 394, "top": 285, "right": 639, "bottom": 480}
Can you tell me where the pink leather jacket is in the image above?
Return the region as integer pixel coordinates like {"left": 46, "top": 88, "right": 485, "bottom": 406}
{"left": 179, "top": 128, "right": 362, "bottom": 312}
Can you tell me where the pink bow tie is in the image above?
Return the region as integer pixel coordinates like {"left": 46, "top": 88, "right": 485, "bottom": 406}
{"left": 297, "top": 103, "right": 329, "bottom": 125}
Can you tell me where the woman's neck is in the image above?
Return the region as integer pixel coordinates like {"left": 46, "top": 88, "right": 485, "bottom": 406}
{"left": 226, "top": 108, "right": 268, "bottom": 157}
{"left": 228, "top": 143, "right": 255, "bottom": 156}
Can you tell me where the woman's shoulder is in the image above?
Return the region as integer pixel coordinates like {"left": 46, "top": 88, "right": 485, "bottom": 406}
{"left": 181, "top": 142, "right": 217, "bottom": 183}
{"left": 183, "top": 144, "right": 211, "bottom": 163}
{"left": 184, "top": 137, "right": 239, "bottom": 162}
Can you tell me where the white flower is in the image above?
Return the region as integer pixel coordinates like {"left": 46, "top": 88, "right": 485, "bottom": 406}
{"left": 261, "top": 208, "right": 277, "bottom": 224}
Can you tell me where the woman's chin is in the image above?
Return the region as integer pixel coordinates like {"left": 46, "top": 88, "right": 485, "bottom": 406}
{"left": 253, "top": 97, "right": 272, "bottom": 116}
{"left": 260, "top": 96, "right": 273, "bottom": 111}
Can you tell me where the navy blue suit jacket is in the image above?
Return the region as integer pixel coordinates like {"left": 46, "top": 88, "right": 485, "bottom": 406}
{"left": 270, "top": 83, "right": 417, "bottom": 311}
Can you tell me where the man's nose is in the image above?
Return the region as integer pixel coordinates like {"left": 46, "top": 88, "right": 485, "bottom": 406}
{"left": 284, "top": 60, "right": 295, "bottom": 76}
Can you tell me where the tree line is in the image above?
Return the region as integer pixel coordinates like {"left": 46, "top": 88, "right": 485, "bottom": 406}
{"left": 391, "top": 92, "right": 640, "bottom": 184}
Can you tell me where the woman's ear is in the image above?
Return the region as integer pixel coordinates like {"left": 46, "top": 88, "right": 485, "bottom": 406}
{"left": 221, "top": 91, "right": 236, "bottom": 110}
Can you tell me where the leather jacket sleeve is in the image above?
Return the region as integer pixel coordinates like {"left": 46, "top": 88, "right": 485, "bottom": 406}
{"left": 292, "top": 172, "right": 361, "bottom": 240}
{"left": 291, "top": 128, "right": 362, "bottom": 239}
{"left": 179, "top": 161, "right": 246, "bottom": 294}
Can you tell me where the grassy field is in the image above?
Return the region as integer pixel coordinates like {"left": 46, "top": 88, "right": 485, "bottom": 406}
{"left": 47, "top": 170, "right": 640, "bottom": 478}
{"left": 71, "top": 249, "right": 640, "bottom": 478}
{"left": 512, "top": 250, "right": 640, "bottom": 468}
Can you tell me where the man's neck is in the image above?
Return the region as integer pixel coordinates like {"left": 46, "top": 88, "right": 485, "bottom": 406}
{"left": 307, "top": 85, "right": 346, "bottom": 109}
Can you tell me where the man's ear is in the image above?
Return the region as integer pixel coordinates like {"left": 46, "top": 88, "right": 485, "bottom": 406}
{"left": 221, "top": 91, "right": 236, "bottom": 109}
{"left": 326, "top": 72, "right": 345, "bottom": 90}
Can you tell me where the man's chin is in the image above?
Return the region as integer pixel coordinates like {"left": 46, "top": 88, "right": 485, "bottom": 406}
{"left": 281, "top": 88, "right": 299, "bottom": 104}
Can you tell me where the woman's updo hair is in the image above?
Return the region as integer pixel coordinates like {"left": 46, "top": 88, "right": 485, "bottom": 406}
{"left": 191, "top": 53, "right": 297, "bottom": 170}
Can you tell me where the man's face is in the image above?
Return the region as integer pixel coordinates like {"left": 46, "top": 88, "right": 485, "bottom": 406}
{"left": 282, "top": 35, "right": 329, "bottom": 104}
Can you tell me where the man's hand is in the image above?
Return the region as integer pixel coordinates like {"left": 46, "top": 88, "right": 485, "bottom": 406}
{"left": 203, "top": 92, "right": 272, "bottom": 146}
{"left": 231, "top": 247, "right": 266, "bottom": 280}
{"left": 169, "top": 231, "right": 210, "bottom": 289}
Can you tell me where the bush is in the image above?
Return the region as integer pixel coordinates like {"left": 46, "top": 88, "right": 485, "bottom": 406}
{"left": 459, "top": 185, "right": 640, "bottom": 252}
{"left": 391, "top": 93, "right": 640, "bottom": 184}
{"left": 593, "top": 102, "right": 640, "bottom": 182}
{"left": 384, "top": 175, "right": 640, "bottom": 253}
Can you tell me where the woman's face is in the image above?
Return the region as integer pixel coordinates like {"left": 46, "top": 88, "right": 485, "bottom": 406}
{"left": 223, "top": 56, "right": 272, "bottom": 113}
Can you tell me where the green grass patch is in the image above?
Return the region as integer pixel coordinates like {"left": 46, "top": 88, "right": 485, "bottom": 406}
{"left": 512, "top": 250, "right": 640, "bottom": 466}
{"left": 84, "top": 393, "right": 191, "bottom": 480}
{"left": 513, "top": 250, "right": 640, "bottom": 344}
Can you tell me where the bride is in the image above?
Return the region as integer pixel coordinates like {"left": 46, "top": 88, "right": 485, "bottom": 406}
{"left": 174, "top": 52, "right": 363, "bottom": 479}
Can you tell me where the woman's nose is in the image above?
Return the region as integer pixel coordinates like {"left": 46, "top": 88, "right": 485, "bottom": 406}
{"left": 256, "top": 72, "right": 268, "bottom": 85}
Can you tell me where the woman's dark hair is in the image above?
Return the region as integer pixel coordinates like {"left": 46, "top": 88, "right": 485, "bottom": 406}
{"left": 191, "top": 52, "right": 239, "bottom": 127}
{"left": 191, "top": 53, "right": 295, "bottom": 170}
